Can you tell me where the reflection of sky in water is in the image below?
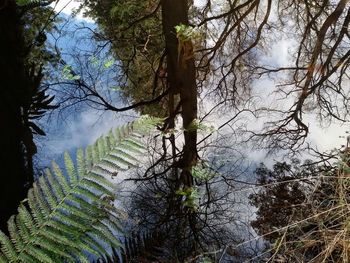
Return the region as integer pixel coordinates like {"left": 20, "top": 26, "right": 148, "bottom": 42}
{"left": 43, "top": 1, "right": 349, "bottom": 168}
{"left": 50, "top": 0, "right": 93, "bottom": 22}
{"left": 33, "top": 4, "right": 350, "bottom": 260}
{"left": 35, "top": 15, "right": 136, "bottom": 169}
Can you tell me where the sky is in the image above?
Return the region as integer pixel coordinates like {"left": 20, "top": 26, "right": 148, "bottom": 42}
{"left": 50, "top": 0, "right": 92, "bottom": 21}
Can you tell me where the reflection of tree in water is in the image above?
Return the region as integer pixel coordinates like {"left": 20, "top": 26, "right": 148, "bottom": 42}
{"left": 113, "top": 140, "right": 261, "bottom": 262}
{"left": 3, "top": 0, "right": 350, "bottom": 261}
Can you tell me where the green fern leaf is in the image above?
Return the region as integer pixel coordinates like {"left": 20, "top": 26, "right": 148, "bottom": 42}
{"left": 32, "top": 183, "right": 50, "bottom": 218}
{"left": 0, "top": 231, "right": 17, "bottom": 261}
{"left": 7, "top": 216, "right": 24, "bottom": 252}
{"left": 27, "top": 189, "right": 45, "bottom": 226}
{"left": 52, "top": 161, "right": 71, "bottom": 193}
{"left": 76, "top": 148, "right": 86, "bottom": 178}
{"left": 38, "top": 175, "right": 58, "bottom": 209}
{"left": 64, "top": 152, "right": 78, "bottom": 184}
{"left": 0, "top": 254, "right": 7, "bottom": 263}
{"left": 45, "top": 168, "right": 65, "bottom": 200}
{"left": 0, "top": 116, "right": 161, "bottom": 262}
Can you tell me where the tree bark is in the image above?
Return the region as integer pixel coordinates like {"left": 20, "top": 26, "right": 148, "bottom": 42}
{"left": 161, "top": 0, "right": 198, "bottom": 188}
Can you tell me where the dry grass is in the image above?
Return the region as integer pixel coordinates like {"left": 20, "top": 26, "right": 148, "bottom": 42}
{"left": 265, "top": 151, "right": 350, "bottom": 262}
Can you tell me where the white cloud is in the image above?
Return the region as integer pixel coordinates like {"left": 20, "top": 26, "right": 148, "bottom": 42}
{"left": 50, "top": 0, "right": 94, "bottom": 22}
{"left": 42, "top": 0, "right": 346, "bottom": 166}
{"left": 36, "top": 109, "right": 136, "bottom": 168}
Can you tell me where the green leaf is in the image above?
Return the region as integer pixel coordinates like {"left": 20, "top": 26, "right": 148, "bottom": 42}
{"left": 0, "top": 116, "right": 157, "bottom": 262}
{"left": 104, "top": 58, "right": 115, "bottom": 68}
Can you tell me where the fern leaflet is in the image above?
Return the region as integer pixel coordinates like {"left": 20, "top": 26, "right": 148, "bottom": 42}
{"left": 0, "top": 116, "right": 162, "bottom": 262}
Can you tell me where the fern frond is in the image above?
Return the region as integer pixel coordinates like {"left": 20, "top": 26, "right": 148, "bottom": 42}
{"left": 0, "top": 116, "right": 161, "bottom": 262}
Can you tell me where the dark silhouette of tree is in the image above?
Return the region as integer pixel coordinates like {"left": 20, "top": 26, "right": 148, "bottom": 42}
{"left": 0, "top": 0, "right": 58, "bottom": 232}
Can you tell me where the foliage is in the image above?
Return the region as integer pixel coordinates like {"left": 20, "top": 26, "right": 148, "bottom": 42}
{"left": 0, "top": 116, "right": 162, "bottom": 263}
{"left": 249, "top": 160, "right": 316, "bottom": 241}
{"left": 82, "top": 0, "right": 166, "bottom": 117}
{"left": 0, "top": 0, "right": 60, "bottom": 231}
{"left": 191, "top": 164, "right": 218, "bottom": 182}
{"left": 62, "top": 65, "right": 81, "bottom": 81}
{"left": 176, "top": 187, "right": 200, "bottom": 211}
{"left": 186, "top": 119, "right": 216, "bottom": 133}
{"left": 16, "top": 0, "right": 60, "bottom": 152}
{"left": 15, "top": 0, "right": 40, "bottom": 6}
{"left": 19, "top": 0, "right": 61, "bottom": 130}
{"left": 249, "top": 153, "right": 350, "bottom": 262}
{"left": 175, "top": 23, "right": 201, "bottom": 42}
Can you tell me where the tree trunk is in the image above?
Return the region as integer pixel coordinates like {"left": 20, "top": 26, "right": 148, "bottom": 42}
{"left": 0, "top": 0, "right": 32, "bottom": 232}
{"left": 161, "top": 0, "right": 198, "bottom": 188}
